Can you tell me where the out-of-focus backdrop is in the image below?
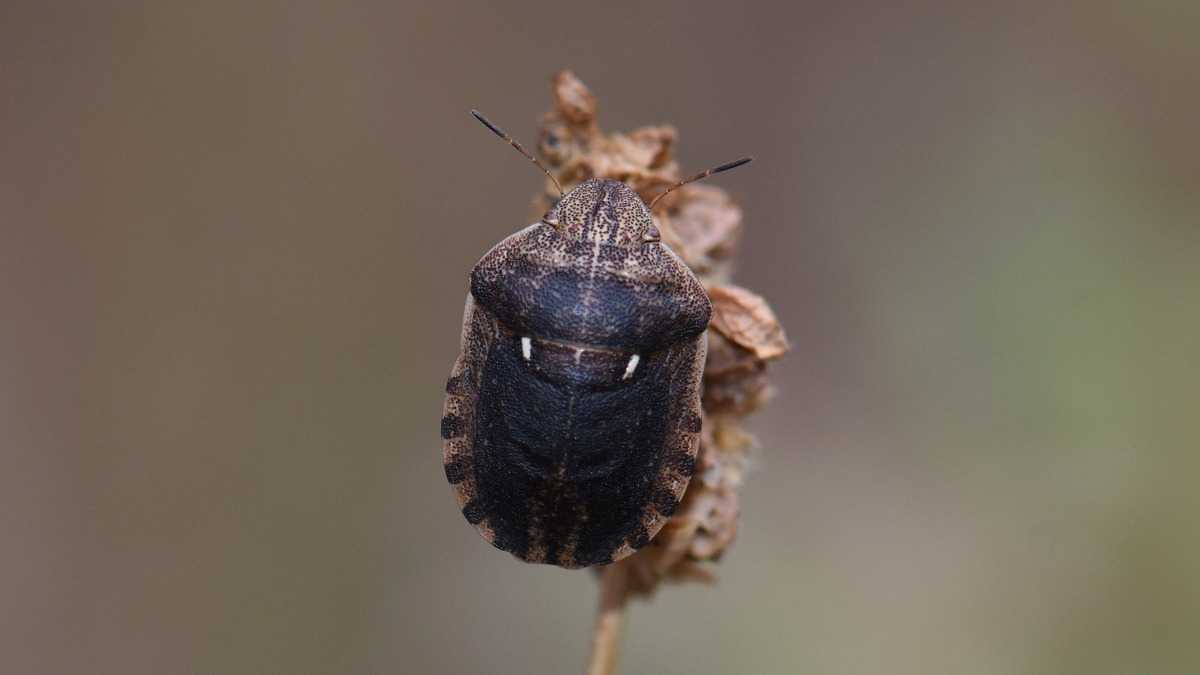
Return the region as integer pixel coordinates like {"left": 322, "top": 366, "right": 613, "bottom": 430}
{"left": 4, "top": 2, "right": 1198, "bottom": 674}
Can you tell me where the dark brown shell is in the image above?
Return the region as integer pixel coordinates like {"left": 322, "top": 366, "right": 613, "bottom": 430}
{"left": 442, "top": 180, "right": 710, "bottom": 568}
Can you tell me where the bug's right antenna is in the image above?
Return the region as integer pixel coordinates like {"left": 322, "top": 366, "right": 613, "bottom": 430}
{"left": 471, "top": 109, "right": 564, "bottom": 197}
{"left": 647, "top": 157, "right": 753, "bottom": 210}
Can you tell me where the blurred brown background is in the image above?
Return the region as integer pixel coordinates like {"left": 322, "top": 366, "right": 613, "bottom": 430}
{"left": 3, "top": 2, "right": 1198, "bottom": 674}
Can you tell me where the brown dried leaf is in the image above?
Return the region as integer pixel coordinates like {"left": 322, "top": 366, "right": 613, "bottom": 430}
{"left": 707, "top": 284, "right": 790, "bottom": 360}
{"left": 537, "top": 116, "right": 579, "bottom": 166}
{"left": 703, "top": 331, "right": 773, "bottom": 416}
{"left": 622, "top": 126, "right": 676, "bottom": 169}
{"left": 660, "top": 185, "right": 743, "bottom": 279}
{"left": 553, "top": 70, "right": 598, "bottom": 127}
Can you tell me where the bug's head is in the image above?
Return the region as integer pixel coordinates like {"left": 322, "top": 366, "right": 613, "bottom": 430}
{"left": 542, "top": 179, "right": 658, "bottom": 247}
{"left": 470, "top": 108, "right": 751, "bottom": 247}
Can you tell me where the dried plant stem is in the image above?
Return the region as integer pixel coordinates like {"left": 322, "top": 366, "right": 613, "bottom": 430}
{"left": 535, "top": 70, "right": 788, "bottom": 675}
{"left": 585, "top": 563, "right": 630, "bottom": 675}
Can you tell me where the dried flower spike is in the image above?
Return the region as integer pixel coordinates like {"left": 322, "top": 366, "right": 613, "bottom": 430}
{"left": 534, "top": 70, "right": 789, "bottom": 674}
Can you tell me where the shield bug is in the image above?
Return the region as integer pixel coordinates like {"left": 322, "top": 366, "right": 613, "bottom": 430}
{"left": 442, "top": 109, "right": 751, "bottom": 568}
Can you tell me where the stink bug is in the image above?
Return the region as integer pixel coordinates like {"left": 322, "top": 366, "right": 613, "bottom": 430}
{"left": 442, "top": 110, "right": 751, "bottom": 568}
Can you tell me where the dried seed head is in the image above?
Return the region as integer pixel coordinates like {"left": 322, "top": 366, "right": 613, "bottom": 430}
{"left": 532, "top": 71, "right": 789, "bottom": 597}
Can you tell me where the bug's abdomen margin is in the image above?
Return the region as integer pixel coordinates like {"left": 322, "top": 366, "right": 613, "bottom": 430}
{"left": 441, "top": 300, "right": 705, "bottom": 568}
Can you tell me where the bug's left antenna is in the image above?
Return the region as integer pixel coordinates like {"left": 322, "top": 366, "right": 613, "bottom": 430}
{"left": 648, "top": 157, "right": 753, "bottom": 210}
{"left": 471, "top": 109, "right": 564, "bottom": 197}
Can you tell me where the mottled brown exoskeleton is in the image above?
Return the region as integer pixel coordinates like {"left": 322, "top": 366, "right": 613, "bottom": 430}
{"left": 442, "top": 110, "right": 750, "bottom": 568}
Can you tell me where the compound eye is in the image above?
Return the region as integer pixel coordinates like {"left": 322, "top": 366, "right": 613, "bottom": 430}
{"left": 542, "top": 211, "right": 561, "bottom": 229}
{"left": 642, "top": 223, "right": 662, "bottom": 243}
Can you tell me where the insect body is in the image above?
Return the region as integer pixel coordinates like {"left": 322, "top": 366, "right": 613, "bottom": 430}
{"left": 442, "top": 111, "right": 749, "bottom": 568}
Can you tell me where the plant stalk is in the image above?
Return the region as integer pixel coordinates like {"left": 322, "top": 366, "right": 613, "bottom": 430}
{"left": 585, "top": 563, "right": 630, "bottom": 675}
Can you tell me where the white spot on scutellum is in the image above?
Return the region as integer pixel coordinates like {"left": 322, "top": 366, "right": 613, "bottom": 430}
{"left": 622, "top": 354, "right": 640, "bottom": 380}
{"left": 521, "top": 336, "right": 532, "bottom": 361}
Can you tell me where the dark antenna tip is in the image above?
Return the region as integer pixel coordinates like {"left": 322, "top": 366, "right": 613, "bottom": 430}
{"left": 712, "top": 157, "right": 753, "bottom": 174}
{"left": 470, "top": 108, "right": 564, "bottom": 197}
{"left": 648, "top": 155, "right": 754, "bottom": 209}
{"left": 470, "top": 109, "right": 502, "bottom": 137}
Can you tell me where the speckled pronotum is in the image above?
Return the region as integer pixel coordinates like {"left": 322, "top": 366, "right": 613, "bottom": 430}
{"left": 441, "top": 109, "right": 751, "bottom": 568}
